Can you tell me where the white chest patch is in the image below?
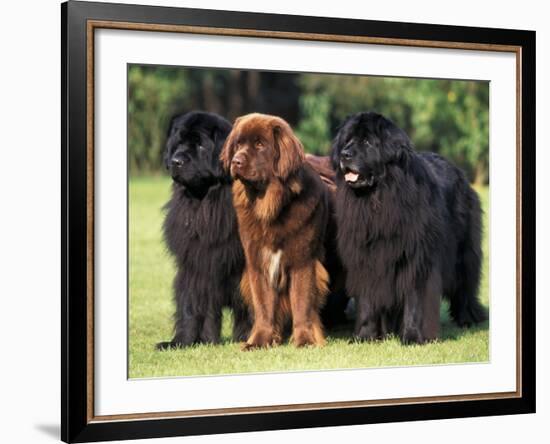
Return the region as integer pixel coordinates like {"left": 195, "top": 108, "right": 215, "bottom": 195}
{"left": 266, "top": 249, "right": 283, "bottom": 289}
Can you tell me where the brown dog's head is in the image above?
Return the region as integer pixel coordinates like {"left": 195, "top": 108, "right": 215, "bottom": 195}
{"left": 220, "top": 113, "right": 305, "bottom": 184}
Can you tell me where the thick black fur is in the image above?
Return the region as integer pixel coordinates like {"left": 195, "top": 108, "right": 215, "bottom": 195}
{"left": 332, "top": 111, "right": 487, "bottom": 344}
{"left": 156, "top": 111, "right": 251, "bottom": 349}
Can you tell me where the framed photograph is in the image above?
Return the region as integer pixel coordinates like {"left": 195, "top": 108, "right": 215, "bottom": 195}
{"left": 62, "top": 1, "right": 535, "bottom": 442}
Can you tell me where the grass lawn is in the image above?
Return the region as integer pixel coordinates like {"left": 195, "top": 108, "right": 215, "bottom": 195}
{"left": 128, "top": 176, "right": 490, "bottom": 378}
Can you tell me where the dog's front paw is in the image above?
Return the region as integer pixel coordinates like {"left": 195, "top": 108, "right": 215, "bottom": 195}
{"left": 241, "top": 328, "right": 279, "bottom": 351}
{"left": 401, "top": 328, "right": 425, "bottom": 345}
{"left": 156, "top": 341, "right": 184, "bottom": 350}
{"left": 291, "top": 327, "right": 325, "bottom": 347}
{"left": 353, "top": 323, "right": 380, "bottom": 342}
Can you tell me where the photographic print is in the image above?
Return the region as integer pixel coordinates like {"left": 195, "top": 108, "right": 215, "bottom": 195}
{"left": 128, "top": 65, "right": 490, "bottom": 378}
{"left": 63, "top": 2, "right": 534, "bottom": 441}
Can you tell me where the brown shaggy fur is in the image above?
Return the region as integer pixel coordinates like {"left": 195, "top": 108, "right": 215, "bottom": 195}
{"left": 221, "top": 113, "right": 331, "bottom": 349}
{"left": 305, "top": 154, "right": 337, "bottom": 193}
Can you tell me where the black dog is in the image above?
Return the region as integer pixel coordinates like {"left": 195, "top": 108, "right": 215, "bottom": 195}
{"left": 156, "top": 111, "right": 251, "bottom": 349}
{"left": 332, "top": 111, "right": 487, "bottom": 344}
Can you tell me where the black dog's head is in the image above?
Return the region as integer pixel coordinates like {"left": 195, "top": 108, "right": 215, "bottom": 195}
{"left": 164, "top": 111, "right": 232, "bottom": 193}
{"left": 332, "top": 112, "right": 412, "bottom": 189}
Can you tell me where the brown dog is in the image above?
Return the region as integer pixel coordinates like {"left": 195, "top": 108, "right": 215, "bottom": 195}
{"left": 305, "top": 154, "right": 337, "bottom": 193}
{"left": 221, "top": 113, "right": 331, "bottom": 349}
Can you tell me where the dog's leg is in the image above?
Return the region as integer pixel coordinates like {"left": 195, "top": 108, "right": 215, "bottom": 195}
{"left": 378, "top": 310, "right": 393, "bottom": 338}
{"left": 198, "top": 282, "right": 225, "bottom": 344}
{"left": 353, "top": 281, "right": 382, "bottom": 341}
{"left": 242, "top": 268, "right": 278, "bottom": 350}
{"left": 421, "top": 270, "right": 441, "bottom": 341}
{"left": 173, "top": 307, "right": 202, "bottom": 345}
{"left": 401, "top": 289, "right": 425, "bottom": 344}
{"left": 289, "top": 265, "right": 326, "bottom": 347}
{"left": 156, "top": 270, "right": 203, "bottom": 349}
{"left": 354, "top": 301, "right": 381, "bottom": 342}
{"left": 156, "top": 299, "right": 202, "bottom": 349}
{"left": 401, "top": 270, "right": 441, "bottom": 344}
{"left": 200, "top": 310, "right": 222, "bottom": 344}
{"left": 232, "top": 297, "right": 253, "bottom": 342}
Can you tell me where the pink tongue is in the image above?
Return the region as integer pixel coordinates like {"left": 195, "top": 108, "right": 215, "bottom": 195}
{"left": 345, "top": 172, "right": 359, "bottom": 182}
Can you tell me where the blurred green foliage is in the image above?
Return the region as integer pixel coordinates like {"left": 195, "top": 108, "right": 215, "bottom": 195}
{"left": 128, "top": 65, "right": 489, "bottom": 183}
{"left": 295, "top": 93, "right": 331, "bottom": 155}
{"left": 128, "top": 66, "right": 186, "bottom": 173}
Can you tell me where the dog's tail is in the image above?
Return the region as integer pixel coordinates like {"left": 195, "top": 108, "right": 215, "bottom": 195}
{"left": 314, "top": 260, "right": 330, "bottom": 309}
{"left": 448, "top": 188, "right": 488, "bottom": 327}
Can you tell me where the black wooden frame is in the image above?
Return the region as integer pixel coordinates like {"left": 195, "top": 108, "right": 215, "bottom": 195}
{"left": 61, "top": 1, "right": 536, "bottom": 442}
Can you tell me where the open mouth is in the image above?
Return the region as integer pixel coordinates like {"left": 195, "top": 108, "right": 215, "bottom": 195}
{"left": 344, "top": 170, "right": 360, "bottom": 183}
{"left": 343, "top": 167, "right": 375, "bottom": 187}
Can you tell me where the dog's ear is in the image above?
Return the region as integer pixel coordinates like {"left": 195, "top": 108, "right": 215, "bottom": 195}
{"left": 272, "top": 119, "right": 305, "bottom": 180}
{"left": 163, "top": 114, "right": 180, "bottom": 170}
{"left": 377, "top": 114, "right": 412, "bottom": 164}
{"left": 211, "top": 116, "right": 232, "bottom": 153}
{"left": 331, "top": 114, "right": 354, "bottom": 169}
{"left": 220, "top": 117, "right": 241, "bottom": 172}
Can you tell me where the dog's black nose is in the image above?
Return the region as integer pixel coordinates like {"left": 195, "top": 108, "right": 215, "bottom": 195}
{"left": 171, "top": 157, "right": 184, "bottom": 167}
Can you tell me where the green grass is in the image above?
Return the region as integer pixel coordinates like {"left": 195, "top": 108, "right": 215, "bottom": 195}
{"left": 129, "top": 176, "right": 489, "bottom": 378}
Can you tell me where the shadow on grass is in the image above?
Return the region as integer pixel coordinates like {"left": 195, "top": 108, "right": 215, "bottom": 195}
{"left": 439, "top": 319, "right": 489, "bottom": 341}
{"left": 160, "top": 306, "right": 489, "bottom": 350}
{"left": 325, "top": 321, "right": 355, "bottom": 341}
{"left": 438, "top": 300, "right": 490, "bottom": 342}
{"left": 324, "top": 315, "right": 489, "bottom": 344}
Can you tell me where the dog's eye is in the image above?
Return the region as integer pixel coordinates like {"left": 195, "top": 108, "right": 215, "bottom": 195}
{"left": 255, "top": 140, "right": 264, "bottom": 149}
